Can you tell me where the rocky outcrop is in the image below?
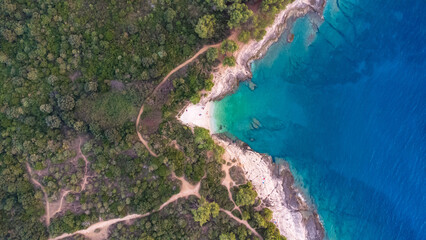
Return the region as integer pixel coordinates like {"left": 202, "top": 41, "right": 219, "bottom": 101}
{"left": 214, "top": 135, "right": 324, "bottom": 240}
{"left": 204, "top": 0, "right": 327, "bottom": 104}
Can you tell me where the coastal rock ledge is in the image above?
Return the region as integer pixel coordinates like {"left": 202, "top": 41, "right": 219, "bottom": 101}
{"left": 214, "top": 135, "right": 324, "bottom": 240}
{"left": 179, "top": 0, "right": 326, "bottom": 239}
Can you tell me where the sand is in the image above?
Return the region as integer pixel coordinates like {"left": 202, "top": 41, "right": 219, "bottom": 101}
{"left": 179, "top": 102, "right": 214, "bottom": 131}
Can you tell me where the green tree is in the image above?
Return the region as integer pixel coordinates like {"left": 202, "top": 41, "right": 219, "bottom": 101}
{"left": 206, "top": 47, "right": 219, "bottom": 62}
{"left": 223, "top": 56, "right": 236, "bottom": 67}
{"left": 227, "top": 3, "right": 253, "bottom": 29}
{"left": 254, "top": 212, "right": 267, "bottom": 228}
{"left": 164, "top": 8, "right": 176, "bottom": 23}
{"left": 262, "top": 208, "right": 273, "bottom": 221}
{"left": 210, "top": 0, "right": 227, "bottom": 11}
{"left": 191, "top": 197, "right": 220, "bottom": 226}
{"left": 219, "top": 233, "right": 236, "bottom": 240}
{"left": 264, "top": 222, "right": 286, "bottom": 240}
{"left": 220, "top": 40, "right": 238, "bottom": 54}
{"left": 235, "top": 182, "right": 257, "bottom": 206}
{"left": 238, "top": 30, "right": 251, "bottom": 43}
{"left": 195, "top": 15, "right": 216, "bottom": 39}
{"left": 46, "top": 115, "right": 61, "bottom": 129}
{"left": 252, "top": 28, "right": 267, "bottom": 41}
{"left": 58, "top": 95, "right": 75, "bottom": 111}
{"left": 40, "top": 104, "right": 53, "bottom": 113}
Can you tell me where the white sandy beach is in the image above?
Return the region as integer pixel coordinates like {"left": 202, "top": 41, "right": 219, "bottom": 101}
{"left": 179, "top": 102, "right": 215, "bottom": 132}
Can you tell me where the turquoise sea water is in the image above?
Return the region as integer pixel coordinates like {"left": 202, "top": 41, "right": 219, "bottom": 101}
{"left": 214, "top": 0, "right": 425, "bottom": 239}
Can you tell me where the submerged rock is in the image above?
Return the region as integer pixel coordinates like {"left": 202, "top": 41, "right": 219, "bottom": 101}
{"left": 251, "top": 117, "right": 262, "bottom": 129}
{"left": 288, "top": 33, "right": 295, "bottom": 43}
{"left": 248, "top": 81, "right": 257, "bottom": 90}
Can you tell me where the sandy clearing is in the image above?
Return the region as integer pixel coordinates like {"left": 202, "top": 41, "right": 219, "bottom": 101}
{"left": 159, "top": 173, "right": 201, "bottom": 210}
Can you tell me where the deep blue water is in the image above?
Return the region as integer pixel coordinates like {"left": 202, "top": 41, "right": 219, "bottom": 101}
{"left": 214, "top": 0, "right": 426, "bottom": 239}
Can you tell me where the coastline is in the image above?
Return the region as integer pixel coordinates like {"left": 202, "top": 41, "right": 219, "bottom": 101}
{"left": 179, "top": 0, "right": 326, "bottom": 239}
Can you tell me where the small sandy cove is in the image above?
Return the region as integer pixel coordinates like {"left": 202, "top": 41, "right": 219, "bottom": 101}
{"left": 180, "top": 102, "right": 215, "bottom": 132}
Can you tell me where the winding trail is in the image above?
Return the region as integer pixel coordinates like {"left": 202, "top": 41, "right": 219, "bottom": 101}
{"left": 26, "top": 137, "right": 91, "bottom": 226}
{"left": 221, "top": 209, "right": 262, "bottom": 240}
{"left": 159, "top": 173, "right": 202, "bottom": 210}
{"left": 50, "top": 173, "right": 201, "bottom": 240}
{"left": 222, "top": 161, "right": 243, "bottom": 215}
{"left": 136, "top": 43, "right": 221, "bottom": 157}
{"left": 50, "top": 213, "right": 147, "bottom": 240}
{"left": 49, "top": 138, "right": 91, "bottom": 218}
{"left": 50, "top": 171, "right": 261, "bottom": 240}
{"left": 26, "top": 163, "right": 51, "bottom": 225}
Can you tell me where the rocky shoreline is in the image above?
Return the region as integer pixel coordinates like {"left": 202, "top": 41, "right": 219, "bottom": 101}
{"left": 201, "top": 0, "right": 326, "bottom": 104}
{"left": 180, "top": 0, "right": 326, "bottom": 239}
{"left": 214, "top": 135, "right": 324, "bottom": 240}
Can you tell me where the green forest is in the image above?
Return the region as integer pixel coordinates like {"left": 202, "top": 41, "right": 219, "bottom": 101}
{"left": 0, "top": 0, "right": 293, "bottom": 239}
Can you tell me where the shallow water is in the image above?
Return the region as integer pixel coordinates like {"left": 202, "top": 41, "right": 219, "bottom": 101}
{"left": 214, "top": 0, "right": 426, "bottom": 239}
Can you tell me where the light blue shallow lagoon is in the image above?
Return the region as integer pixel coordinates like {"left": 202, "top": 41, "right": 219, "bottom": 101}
{"left": 214, "top": 0, "right": 425, "bottom": 239}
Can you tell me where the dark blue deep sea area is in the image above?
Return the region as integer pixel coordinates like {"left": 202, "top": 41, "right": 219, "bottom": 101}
{"left": 214, "top": 0, "right": 425, "bottom": 239}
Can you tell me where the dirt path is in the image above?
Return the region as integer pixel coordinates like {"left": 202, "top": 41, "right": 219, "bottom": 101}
{"left": 221, "top": 150, "right": 243, "bottom": 215}
{"left": 26, "top": 163, "right": 51, "bottom": 225}
{"left": 49, "top": 190, "right": 70, "bottom": 220}
{"left": 50, "top": 213, "right": 148, "bottom": 240}
{"left": 221, "top": 209, "right": 263, "bottom": 239}
{"left": 136, "top": 43, "right": 221, "bottom": 157}
{"left": 78, "top": 137, "right": 90, "bottom": 192}
{"left": 49, "top": 172, "right": 260, "bottom": 240}
{"left": 26, "top": 137, "right": 91, "bottom": 225}
{"left": 222, "top": 161, "right": 243, "bottom": 215}
{"left": 50, "top": 173, "right": 202, "bottom": 240}
{"left": 49, "top": 170, "right": 263, "bottom": 240}
{"left": 159, "top": 173, "right": 201, "bottom": 210}
{"left": 136, "top": 105, "right": 159, "bottom": 157}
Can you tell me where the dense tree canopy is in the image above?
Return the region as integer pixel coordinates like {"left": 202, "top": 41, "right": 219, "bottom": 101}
{"left": 196, "top": 14, "right": 217, "bottom": 39}
{"left": 223, "top": 56, "right": 237, "bottom": 66}
{"left": 191, "top": 197, "right": 220, "bottom": 226}
{"left": 221, "top": 40, "right": 239, "bottom": 54}
{"left": 235, "top": 182, "right": 258, "bottom": 207}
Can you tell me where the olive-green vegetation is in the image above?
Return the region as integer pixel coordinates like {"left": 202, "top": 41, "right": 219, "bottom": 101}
{"left": 0, "top": 0, "right": 288, "bottom": 239}
{"left": 76, "top": 92, "right": 137, "bottom": 129}
{"left": 191, "top": 197, "right": 220, "bottom": 226}
{"left": 223, "top": 56, "right": 237, "bottom": 67}
{"left": 220, "top": 40, "right": 238, "bottom": 67}
{"left": 206, "top": 47, "right": 219, "bottom": 63}
{"left": 195, "top": 14, "right": 217, "bottom": 39}
{"left": 221, "top": 40, "right": 239, "bottom": 54}
{"left": 220, "top": 232, "right": 237, "bottom": 240}
{"left": 240, "top": 0, "right": 296, "bottom": 42}
{"left": 108, "top": 197, "right": 257, "bottom": 240}
{"left": 235, "top": 182, "right": 258, "bottom": 207}
{"left": 229, "top": 165, "right": 246, "bottom": 185}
